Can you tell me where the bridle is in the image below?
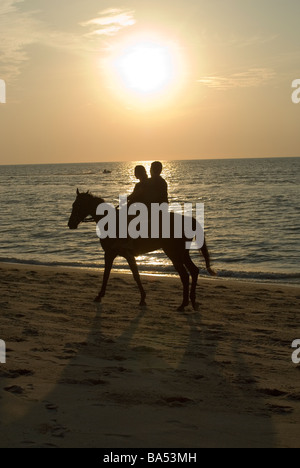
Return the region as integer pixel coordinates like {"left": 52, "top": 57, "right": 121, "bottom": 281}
{"left": 70, "top": 207, "right": 94, "bottom": 227}
{"left": 70, "top": 193, "right": 104, "bottom": 226}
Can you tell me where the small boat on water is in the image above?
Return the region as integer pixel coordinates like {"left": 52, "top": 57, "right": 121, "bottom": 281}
{"left": 103, "top": 170, "right": 112, "bottom": 174}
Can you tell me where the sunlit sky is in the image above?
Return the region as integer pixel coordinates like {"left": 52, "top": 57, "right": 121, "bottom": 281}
{"left": 0, "top": 0, "right": 300, "bottom": 165}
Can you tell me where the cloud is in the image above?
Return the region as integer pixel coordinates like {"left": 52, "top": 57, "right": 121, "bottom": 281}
{"left": 226, "top": 34, "right": 279, "bottom": 49}
{"left": 0, "top": 3, "right": 131, "bottom": 81}
{"left": 197, "top": 68, "right": 276, "bottom": 90}
{"left": 0, "top": 0, "right": 42, "bottom": 80}
{"left": 81, "top": 9, "right": 136, "bottom": 37}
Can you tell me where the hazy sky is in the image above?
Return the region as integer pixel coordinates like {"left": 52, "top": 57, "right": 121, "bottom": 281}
{"left": 0, "top": 0, "right": 300, "bottom": 164}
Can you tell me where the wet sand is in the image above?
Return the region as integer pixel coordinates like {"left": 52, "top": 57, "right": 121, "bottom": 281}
{"left": 0, "top": 263, "right": 299, "bottom": 448}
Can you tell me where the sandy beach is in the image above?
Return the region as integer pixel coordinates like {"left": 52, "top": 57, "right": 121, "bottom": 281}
{"left": 0, "top": 262, "right": 299, "bottom": 448}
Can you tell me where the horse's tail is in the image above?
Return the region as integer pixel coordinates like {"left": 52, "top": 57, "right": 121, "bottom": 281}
{"left": 199, "top": 240, "right": 217, "bottom": 276}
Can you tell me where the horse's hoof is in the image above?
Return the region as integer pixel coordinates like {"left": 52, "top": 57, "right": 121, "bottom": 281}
{"left": 177, "top": 305, "right": 185, "bottom": 312}
{"left": 94, "top": 296, "right": 102, "bottom": 303}
{"left": 192, "top": 302, "right": 200, "bottom": 312}
{"left": 208, "top": 267, "right": 217, "bottom": 277}
{"left": 139, "top": 301, "right": 147, "bottom": 308}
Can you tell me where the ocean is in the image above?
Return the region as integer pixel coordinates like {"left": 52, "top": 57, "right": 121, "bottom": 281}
{"left": 0, "top": 158, "right": 299, "bottom": 284}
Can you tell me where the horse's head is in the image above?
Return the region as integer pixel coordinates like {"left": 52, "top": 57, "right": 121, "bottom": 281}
{"left": 68, "top": 189, "right": 94, "bottom": 229}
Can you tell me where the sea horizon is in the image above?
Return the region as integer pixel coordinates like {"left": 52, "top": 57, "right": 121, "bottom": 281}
{"left": 1, "top": 155, "right": 299, "bottom": 167}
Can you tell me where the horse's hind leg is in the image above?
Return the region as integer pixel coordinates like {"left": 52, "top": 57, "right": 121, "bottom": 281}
{"left": 170, "top": 260, "right": 190, "bottom": 312}
{"left": 126, "top": 255, "right": 147, "bottom": 307}
{"left": 184, "top": 251, "right": 200, "bottom": 311}
{"left": 163, "top": 247, "right": 190, "bottom": 311}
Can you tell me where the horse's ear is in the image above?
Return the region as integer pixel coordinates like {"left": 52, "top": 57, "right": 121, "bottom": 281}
{"left": 77, "top": 188, "right": 80, "bottom": 196}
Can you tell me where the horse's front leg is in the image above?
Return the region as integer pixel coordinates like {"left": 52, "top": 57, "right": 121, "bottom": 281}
{"left": 94, "top": 251, "right": 116, "bottom": 303}
{"left": 126, "top": 255, "right": 147, "bottom": 307}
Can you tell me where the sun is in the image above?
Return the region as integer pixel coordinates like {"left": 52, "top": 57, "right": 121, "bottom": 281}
{"left": 115, "top": 42, "right": 174, "bottom": 94}
{"left": 103, "top": 32, "right": 186, "bottom": 108}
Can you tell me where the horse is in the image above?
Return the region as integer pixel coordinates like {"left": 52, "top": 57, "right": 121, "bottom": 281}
{"left": 68, "top": 189, "right": 216, "bottom": 311}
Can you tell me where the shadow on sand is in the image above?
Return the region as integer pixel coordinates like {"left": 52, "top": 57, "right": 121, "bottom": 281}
{"left": 0, "top": 289, "right": 277, "bottom": 448}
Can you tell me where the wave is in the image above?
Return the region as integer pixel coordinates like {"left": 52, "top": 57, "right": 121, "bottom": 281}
{"left": 0, "top": 256, "right": 299, "bottom": 285}
{"left": 214, "top": 269, "right": 300, "bottom": 284}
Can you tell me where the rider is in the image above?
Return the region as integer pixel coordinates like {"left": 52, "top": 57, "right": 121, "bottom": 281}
{"left": 128, "top": 162, "right": 168, "bottom": 207}
{"left": 127, "top": 165, "right": 149, "bottom": 206}
{"left": 148, "top": 161, "right": 169, "bottom": 205}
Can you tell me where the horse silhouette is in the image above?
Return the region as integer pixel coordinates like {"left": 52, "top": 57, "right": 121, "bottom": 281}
{"left": 68, "top": 190, "right": 216, "bottom": 311}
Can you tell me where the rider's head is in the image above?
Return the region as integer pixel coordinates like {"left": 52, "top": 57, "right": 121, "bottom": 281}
{"left": 135, "top": 165, "right": 148, "bottom": 181}
{"left": 151, "top": 161, "right": 163, "bottom": 177}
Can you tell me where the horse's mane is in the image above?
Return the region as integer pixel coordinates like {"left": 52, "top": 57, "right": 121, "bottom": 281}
{"left": 80, "top": 191, "right": 105, "bottom": 204}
